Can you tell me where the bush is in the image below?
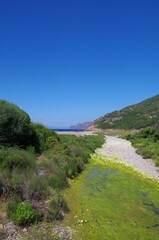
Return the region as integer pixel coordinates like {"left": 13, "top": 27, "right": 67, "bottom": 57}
{"left": 60, "top": 198, "right": 69, "bottom": 213}
{"left": 10, "top": 202, "right": 42, "bottom": 226}
{"left": 0, "top": 175, "right": 4, "bottom": 196}
{"left": 154, "top": 130, "right": 159, "bottom": 142}
{"left": 32, "top": 123, "right": 59, "bottom": 152}
{"left": 46, "top": 172, "right": 68, "bottom": 189}
{"left": 140, "top": 128, "right": 155, "bottom": 138}
{"left": 7, "top": 196, "right": 21, "bottom": 218}
{"left": 7, "top": 170, "right": 24, "bottom": 196}
{"left": 0, "top": 100, "right": 34, "bottom": 147}
{"left": 0, "top": 147, "right": 36, "bottom": 171}
{"left": 128, "top": 127, "right": 159, "bottom": 166}
{"left": 137, "top": 148, "right": 152, "bottom": 159}
{"left": 28, "top": 175, "right": 49, "bottom": 201}
{"left": 48, "top": 200, "right": 59, "bottom": 220}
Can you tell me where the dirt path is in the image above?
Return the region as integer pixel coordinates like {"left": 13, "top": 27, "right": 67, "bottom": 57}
{"left": 98, "top": 135, "right": 159, "bottom": 179}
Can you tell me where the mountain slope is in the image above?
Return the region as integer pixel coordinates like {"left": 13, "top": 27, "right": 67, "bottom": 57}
{"left": 70, "top": 122, "right": 92, "bottom": 130}
{"left": 91, "top": 94, "right": 159, "bottom": 130}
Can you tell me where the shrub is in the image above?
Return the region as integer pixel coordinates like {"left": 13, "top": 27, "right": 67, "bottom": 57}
{"left": 0, "top": 175, "right": 3, "bottom": 196}
{"left": 60, "top": 198, "right": 69, "bottom": 213}
{"left": 48, "top": 200, "right": 59, "bottom": 220}
{"left": 137, "top": 148, "right": 152, "bottom": 159}
{"left": 154, "top": 130, "right": 159, "bottom": 142}
{"left": 0, "top": 147, "right": 36, "bottom": 171}
{"left": 140, "top": 128, "right": 155, "bottom": 138}
{"left": 46, "top": 172, "right": 68, "bottom": 189}
{"left": 10, "top": 202, "right": 42, "bottom": 226}
{"left": 0, "top": 100, "right": 34, "bottom": 147}
{"left": 28, "top": 176, "right": 49, "bottom": 201}
{"left": 128, "top": 127, "right": 159, "bottom": 166}
{"left": 32, "top": 123, "right": 59, "bottom": 152}
{"left": 46, "top": 136, "right": 58, "bottom": 149}
{"left": 7, "top": 196, "right": 21, "bottom": 218}
{"left": 7, "top": 170, "right": 24, "bottom": 196}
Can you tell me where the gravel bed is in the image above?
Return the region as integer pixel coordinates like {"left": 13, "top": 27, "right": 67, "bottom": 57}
{"left": 98, "top": 136, "right": 159, "bottom": 179}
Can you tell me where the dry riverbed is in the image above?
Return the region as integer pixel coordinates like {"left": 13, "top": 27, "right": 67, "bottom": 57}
{"left": 98, "top": 135, "right": 159, "bottom": 180}
{"left": 63, "top": 136, "right": 159, "bottom": 239}
{"left": 56, "top": 131, "right": 95, "bottom": 136}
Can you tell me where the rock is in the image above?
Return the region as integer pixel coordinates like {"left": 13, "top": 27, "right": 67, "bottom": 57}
{"left": 56, "top": 210, "right": 64, "bottom": 221}
{"left": 23, "top": 227, "right": 27, "bottom": 233}
{"left": 4, "top": 221, "right": 20, "bottom": 240}
{"left": 37, "top": 168, "right": 47, "bottom": 176}
{"left": 0, "top": 223, "right": 4, "bottom": 230}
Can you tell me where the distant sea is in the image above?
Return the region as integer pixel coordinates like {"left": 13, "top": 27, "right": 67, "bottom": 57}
{"left": 53, "top": 129, "right": 84, "bottom": 132}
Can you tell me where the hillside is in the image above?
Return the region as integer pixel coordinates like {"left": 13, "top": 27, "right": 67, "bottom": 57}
{"left": 70, "top": 122, "right": 92, "bottom": 130}
{"left": 90, "top": 94, "right": 159, "bottom": 130}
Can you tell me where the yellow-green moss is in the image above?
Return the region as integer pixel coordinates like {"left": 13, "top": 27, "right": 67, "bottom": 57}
{"left": 63, "top": 156, "right": 159, "bottom": 240}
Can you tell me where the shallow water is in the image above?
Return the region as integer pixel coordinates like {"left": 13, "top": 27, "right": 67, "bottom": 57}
{"left": 64, "top": 156, "right": 159, "bottom": 240}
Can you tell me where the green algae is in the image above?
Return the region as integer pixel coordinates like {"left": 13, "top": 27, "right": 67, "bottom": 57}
{"left": 63, "top": 156, "right": 159, "bottom": 240}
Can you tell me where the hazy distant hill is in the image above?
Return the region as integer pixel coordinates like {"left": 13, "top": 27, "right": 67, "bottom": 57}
{"left": 70, "top": 122, "right": 92, "bottom": 130}
{"left": 90, "top": 94, "right": 159, "bottom": 130}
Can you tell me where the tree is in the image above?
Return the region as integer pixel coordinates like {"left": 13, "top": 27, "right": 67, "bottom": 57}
{"left": 0, "top": 100, "right": 33, "bottom": 147}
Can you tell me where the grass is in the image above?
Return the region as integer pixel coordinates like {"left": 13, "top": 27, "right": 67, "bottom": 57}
{"left": 63, "top": 155, "right": 159, "bottom": 240}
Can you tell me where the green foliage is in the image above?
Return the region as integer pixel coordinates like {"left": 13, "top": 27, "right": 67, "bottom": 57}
{"left": 0, "top": 175, "right": 3, "bottom": 196}
{"left": 32, "top": 123, "right": 59, "bottom": 152}
{"left": 46, "top": 173, "right": 68, "bottom": 189}
{"left": 0, "top": 147, "right": 36, "bottom": 171}
{"left": 45, "top": 134, "right": 105, "bottom": 179}
{"left": 7, "top": 170, "right": 24, "bottom": 196}
{"left": 28, "top": 175, "right": 49, "bottom": 200}
{"left": 0, "top": 100, "right": 105, "bottom": 226}
{"left": 0, "top": 100, "right": 58, "bottom": 152}
{"left": 0, "top": 100, "right": 34, "bottom": 147}
{"left": 48, "top": 200, "right": 59, "bottom": 220}
{"left": 7, "top": 196, "right": 21, "bottom": 218}
{"left": 127, "top": 127, "right": 159, "bottom": 166}
{"left": 10, "top": 202, "right": 42, "bottom": 226}
{"left": 95, "top": 94, "right": 159, "bottom": 130}
{"left": 0, "top": 148, "right": 36, "bottom": 196}
{"left": 60, "top": 198, "right": 69, "bottom": 213}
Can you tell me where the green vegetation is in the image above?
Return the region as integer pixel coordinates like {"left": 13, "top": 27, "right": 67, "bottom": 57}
{"left": 127, "top": 127, "right": 159, "bottom": 166}
{"left": 94, "top": 94, "right": 159, "bottom": 129}
{"left": 0, "top": 99, "right": 104, "bottom": 231}
{"left": 0, "top": 100, "right": 34, "bottom": 147}
{"left": 64, "top": 155, "right": 159, "bottom": 240}
{"left": 8, "top": 202, "right": 42, "bottom": 226}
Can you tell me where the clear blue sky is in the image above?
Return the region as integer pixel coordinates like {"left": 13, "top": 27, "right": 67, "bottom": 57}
{"left": 0, "top": 0, "right": 159, "bottom": 128}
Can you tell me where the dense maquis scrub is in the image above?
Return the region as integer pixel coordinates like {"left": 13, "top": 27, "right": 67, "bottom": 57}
{"left": 0, "top": 134, "right": 104, "bottom": 226}
{"left": 127, "top": 127, "right": 159, "bottom": 166}
{"left": 0, "top": 100, "right": 105, "bottom": 230}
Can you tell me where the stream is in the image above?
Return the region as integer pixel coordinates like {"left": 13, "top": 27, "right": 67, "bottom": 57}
{"left": 63, "top": 153, "right": 159, "bottom": 240}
